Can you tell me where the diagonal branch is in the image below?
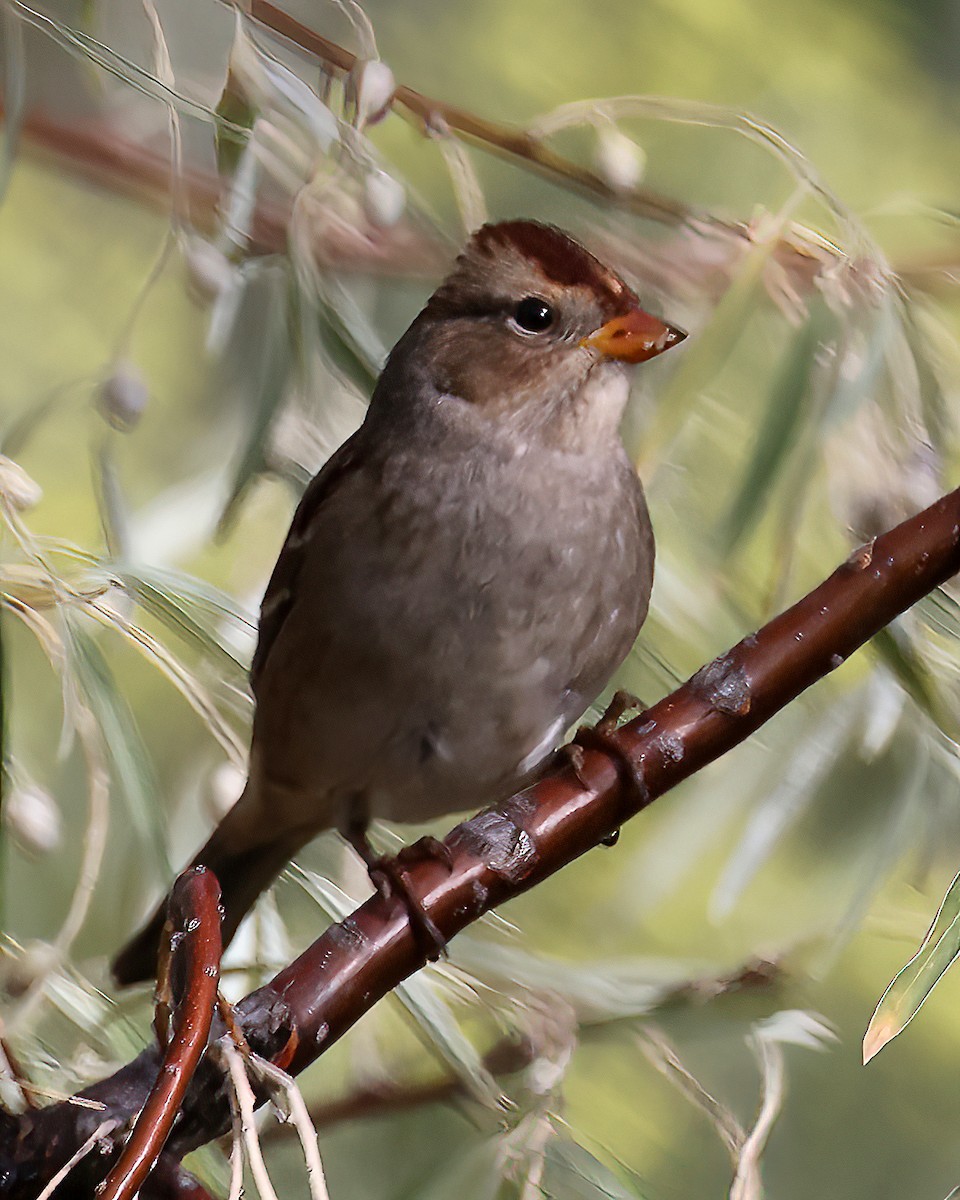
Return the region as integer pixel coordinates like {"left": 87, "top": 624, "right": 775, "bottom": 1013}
{"left": 2, "top": 487, "right": 959, "bottom": 1196}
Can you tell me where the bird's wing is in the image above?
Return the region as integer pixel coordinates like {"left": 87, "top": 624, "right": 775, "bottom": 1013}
{"left": 250, "top": 431, "right": 364, "bottom": 692}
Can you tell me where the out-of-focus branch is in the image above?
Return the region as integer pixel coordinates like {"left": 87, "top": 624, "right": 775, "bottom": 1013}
{"left": 3, "top": 487, "right": 959, "bottom": 1197}
{"left": 10, "top": 108, "right": 447, "bottom": 276}
{"left": 7, "top": 19, "right": 958, "bottom": 292}
{"left": 245, "top": 0, "right": 693, "bottom": 228}
{"left": 98, "top": 868, "right": 222, "bottom": 1200}
{"left": 261, "top": 956, "right": 780, "bottom": 1136}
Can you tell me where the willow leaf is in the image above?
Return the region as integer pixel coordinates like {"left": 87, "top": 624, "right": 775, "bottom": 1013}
{"left": 115, "top": 566, "right": 253, "bottom": 677}
{"left": 719, "top": 299, "right": 830, "bottom": 555}
{"left": 62, "top": 617, "right": 170, "bottom": 877}
{"left": 864, "top": 865, "right": 960, "bottom": 1063}
{"left": 218, "top": 267, "right": 293, "bottom": 533}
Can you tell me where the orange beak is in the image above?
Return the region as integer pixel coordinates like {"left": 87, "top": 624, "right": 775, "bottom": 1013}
{"left": 581, "top": 308, "right": 687, "bottom": 364}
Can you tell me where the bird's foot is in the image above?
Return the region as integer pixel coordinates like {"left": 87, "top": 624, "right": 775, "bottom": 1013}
{"left": 573, "top": 723, "right": 651, "bottom": 812}
{"left": 346, "top": 826, "right": 451, "bottom": 961}
{"left": 563, "top": 693, "right": 652, "bottom": 847}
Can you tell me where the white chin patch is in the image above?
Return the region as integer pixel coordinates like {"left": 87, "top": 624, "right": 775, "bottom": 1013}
{"left": 583, "top": 363, "right": 630, "bottom": 419}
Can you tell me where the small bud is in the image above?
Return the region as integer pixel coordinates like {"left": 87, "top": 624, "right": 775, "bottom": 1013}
{"left": 352, "top": 59, "right": 395, "bottom": 126}
{"left": 184, "top": 236, "right": 237, "bottom": 305}
{"left": 0, "top": 456, "right": 42, "bottom": 511}
{"left": 5, "top": 784, "right": 61, "bottom": 855}
{"left": 98, "top": 361, "right": 149, "bottom": 432}
{"left": 363, "top": 170, "right": 405, "bottom": 229}
{"left": 594, "top": 127, "right": 645, "bottom": 193}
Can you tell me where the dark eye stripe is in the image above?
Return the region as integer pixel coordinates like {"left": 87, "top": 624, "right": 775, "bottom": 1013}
{"left": 513, "top": 297, "right": 556, "bottom": 333}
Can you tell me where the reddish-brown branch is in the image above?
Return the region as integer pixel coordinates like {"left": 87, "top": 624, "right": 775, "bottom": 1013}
{"left": 98, "top": 869, "right": 222, "bottom": 1200}
{"left": 3, "top": 487, "right": 958, "bottom": 1197}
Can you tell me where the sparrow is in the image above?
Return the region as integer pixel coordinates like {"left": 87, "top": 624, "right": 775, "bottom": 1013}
{"left": 113, "top": 220, "right": 685, "bottom": 984}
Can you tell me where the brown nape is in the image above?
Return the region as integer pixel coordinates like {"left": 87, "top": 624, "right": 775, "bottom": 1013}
{"left": 472, "top": 220, "right": 638, "bottom": 313}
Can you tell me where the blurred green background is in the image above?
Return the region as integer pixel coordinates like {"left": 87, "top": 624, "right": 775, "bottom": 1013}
{"left": 3, "top": 0, "right": 960, "bottom": 1197}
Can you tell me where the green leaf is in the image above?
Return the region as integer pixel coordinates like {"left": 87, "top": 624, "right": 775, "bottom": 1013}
{"left": 93, "top": 441, "right": 132, "bottom": 561}
{"left": 718, "top": 299, "right": 831, "bottom": 555}
{"left": 111, "top": 565, "right": 254, "bottom": 677}
{"left": 637, "top": 235, "right": 776, "bottom": 472}
{"left": 711, "top": 695, "right": 858, "bottom": 919}
{"left": 902, "top": 300, "right": 953, "bottom": 454}
{"left": 544, "top": 1133, "right": 649, "bottom": 1200}
{"left": 62, "top": 616, "right": 171, "bottom": 878}
{"left": 872, "top": 624, "right": 960, "bottom": 744}
{"left": 864, "top": 864, "right": 960, "bottom": 1063}
{"left": 218, "top": 265, "right": 293, "bottom": 533}
{"left": 214, "top": 67, "right": 257, "bottom": 177}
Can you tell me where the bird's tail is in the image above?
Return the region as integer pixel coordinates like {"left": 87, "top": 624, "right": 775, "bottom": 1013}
{"left": 111, "top": 784, "right": 311, "bottom": 986}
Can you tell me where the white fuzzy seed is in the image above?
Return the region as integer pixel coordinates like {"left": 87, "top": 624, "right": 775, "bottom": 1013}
{"left": 594, "top": 127, "right": 645, "bottom": 193}
{"left": 98, "top": 362, "right": 149, "bottom": 432}
{"left": 5, "top": 785, "right": 62, "bottom": 855}
{"left": 0, "top": 456, "right": 42, "bottom": 512}
{"left": 363, "top": 170, "right": 405, "bottom": 228}
{"left": 184, "top": 236, "right": 237, "bottom": 305}
{"left": 353, "top": 59, "right": 396, "bottom": 125}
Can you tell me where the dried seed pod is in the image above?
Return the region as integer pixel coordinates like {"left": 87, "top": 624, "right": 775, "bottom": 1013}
{"left": 0, "top": 455, "right": 42, "bottom": 511}
{"left": 5, "top": 785, "right": 62, "bottom": 855}
{"left": 594, "top": 127, "right": 645, "bottom": 193}
{"left": 350, "top": 58, "right": 395, "bottom": 126}
{"left": 184, "top": 236, "right": 237, "bottom": 305}
{"left": 363, "top": 169, "right": 406, "bottom": 228}
{"left": 99, "top": 361, "right": 149, "bottom": 432}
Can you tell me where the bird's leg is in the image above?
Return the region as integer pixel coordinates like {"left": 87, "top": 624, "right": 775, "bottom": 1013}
{"left": 595, "top": 688, "right": 646, "bottom": 734}
{"left": 566, "top": 690, "right": 650, "bottom": 847}
{"left": 344, "top": 812, "right": 449, "bottom": 961}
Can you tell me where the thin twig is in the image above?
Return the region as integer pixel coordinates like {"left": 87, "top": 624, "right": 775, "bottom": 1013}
{"left": 99, "top": 868, "right": 222, "bottom": 1200}
{"left": 638, "top": 1028, "right": 744, "bottom": 1157}
{"left": 34, "top": 1118, "right": 120, "bottom": 1200}
{"left": 222, "top": 1039, "right": 282, "bottom": 1200}
{"left": 245, "top": 0, "right": 695, "bottom": 227}
{"left": 249, "top": 1056, "right": 331, "bottom": 1200}
{"left": 729, "top": 1037, "right": 785, "bottom": 1200}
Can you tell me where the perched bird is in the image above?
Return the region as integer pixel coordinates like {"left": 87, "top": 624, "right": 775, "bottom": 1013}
{"left": 113, "top": 220, "right": 685, "bottom": 984}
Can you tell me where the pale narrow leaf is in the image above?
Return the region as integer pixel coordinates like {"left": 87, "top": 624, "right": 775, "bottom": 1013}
{"left": 711, "top": 699, "right": 858, "bottom": 920}
{"left": 864, "top": 864, "right": 960, "bottom": 1063}
{"left": 62, "top": 618, "right": 171, "bottom": 877}
{"left": 719, "top": 300, "right": 830, "bottom": 554}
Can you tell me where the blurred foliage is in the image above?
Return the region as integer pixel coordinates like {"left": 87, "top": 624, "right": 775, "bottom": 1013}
{"left": 2, "top": 0, "right": 960, "bottom": 1197}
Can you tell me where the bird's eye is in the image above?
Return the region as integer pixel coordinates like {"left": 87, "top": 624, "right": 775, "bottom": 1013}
{"left": 512, "top": 297, "right": 556, "bottom": 334}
